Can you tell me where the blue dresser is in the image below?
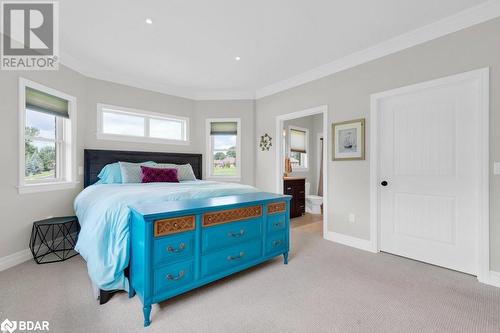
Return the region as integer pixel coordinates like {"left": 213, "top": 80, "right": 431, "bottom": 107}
{"left": 129, "top": 192, "right": 291, "bottom": 327}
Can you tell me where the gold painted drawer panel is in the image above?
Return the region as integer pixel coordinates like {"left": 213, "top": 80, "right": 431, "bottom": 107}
{"left": 202, "top": 205, "right": 262, "bottom": 227}
{"left": 267, "top": 202, "right": 286, "bottom": 214}
{"left": 154, "top": 216, "right": 195, "bottom": 237}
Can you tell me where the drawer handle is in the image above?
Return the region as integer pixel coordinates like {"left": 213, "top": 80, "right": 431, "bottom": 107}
{"left": 228, "top": 229, "right": 245, "bottom": 238}
{"left": 272, "top": 240, "right": 283, "bottom": 247}
{"left": 286, "top": 187, "right": 292, "bottom": 190}
{"left": 166, "top": 242, "right": 186, "bottom": 253}
{"left": 166, "top": 270, "right": 185, "bottom": 281}
{"left": 273, "top": 222, "right": 284, "bottom": 228}
{"left": 227, "top": 252, "right": 245, "bottom": 261}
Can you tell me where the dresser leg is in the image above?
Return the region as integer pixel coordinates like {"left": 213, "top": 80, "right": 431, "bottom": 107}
{"left": 128, "top": 287, "right": 135, "bottom": 299}
{"left": 143, "top": 305, "right": 152, "bottom": 327}
{"left": 283, "top": 252, "right": 288, "bottom": 265}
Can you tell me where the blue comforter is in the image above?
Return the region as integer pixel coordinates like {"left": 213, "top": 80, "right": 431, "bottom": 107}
{"left": 74, "top": 180, "right": 258, "bottom": 291}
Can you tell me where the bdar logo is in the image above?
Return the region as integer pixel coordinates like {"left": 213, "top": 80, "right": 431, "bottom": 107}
{"left": 1, "top": 319, "right": 17, "bottom": 333}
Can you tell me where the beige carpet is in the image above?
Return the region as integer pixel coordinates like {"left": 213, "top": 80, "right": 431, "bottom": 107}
{"left": 1, "top": 219, "right": 499, "bottom": 333}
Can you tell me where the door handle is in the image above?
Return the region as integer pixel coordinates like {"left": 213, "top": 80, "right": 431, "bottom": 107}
{"left": 381, "top": 181, "right": 388, "bottom": 187}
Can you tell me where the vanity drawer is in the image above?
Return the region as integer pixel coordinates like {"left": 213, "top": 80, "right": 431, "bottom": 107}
{"left": 267, "top": 213, "right": 286, "bottom": 233}
{"left": 154, "top": 232, "right": 194, "bottom": 266}
{"left": 154, "top": 260, "right": 194, "bottom": 295}
{"left": 202, "top": 218, "right": 262, "bottom": 254}
{"left": 266, "top": 232, "right": 288, "bottom": 255}
{"left": 201, "top": 240, "right": 262, "bottom": 277}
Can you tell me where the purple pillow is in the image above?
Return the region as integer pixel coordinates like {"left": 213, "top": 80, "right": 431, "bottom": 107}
{"left": 140, "top": 166, "right": 179, "bottom": 183}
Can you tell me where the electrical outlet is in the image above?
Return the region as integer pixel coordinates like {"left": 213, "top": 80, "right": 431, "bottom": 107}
{"left": 348, "top": 214, "right": 355, "bottom": 223}
{"left": 494, "top": 162, "right": 500, "bottom": 175}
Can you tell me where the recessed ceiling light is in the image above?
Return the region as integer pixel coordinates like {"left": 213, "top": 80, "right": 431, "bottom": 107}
{"left": 235, "top": 56, "right": 241, "bottom": 61}
{"left": 145, "top": 18, "right": 153, "bottom": 25}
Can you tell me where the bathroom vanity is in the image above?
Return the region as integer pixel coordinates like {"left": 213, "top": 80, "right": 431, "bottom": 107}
{"left": 283, "top": 177, "right": 305, "bottom": 218}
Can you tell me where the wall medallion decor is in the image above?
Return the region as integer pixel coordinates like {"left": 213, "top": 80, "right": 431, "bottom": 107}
{"left": 332, "top": 118, "right": 365, "bottom": 160}
{"left": 259, "top": 133, "right": 272, "bottom": 151}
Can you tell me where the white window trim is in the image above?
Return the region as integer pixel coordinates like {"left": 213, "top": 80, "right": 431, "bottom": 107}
{"left": 18, "top": 78, "right": 78, "bottom": 194}
{"left": 288, "top": 125, "right": 309, "bottom": 172}
{"left": 96, "top": 103, "right": 190, "bottom": 145}
{"left": 206, "top": 118, "right": 241, "bottom": 181}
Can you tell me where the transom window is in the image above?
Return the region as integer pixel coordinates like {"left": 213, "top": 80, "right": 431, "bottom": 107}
{"left": 206, "top": 119, "right": 241, "bottom": 180}
{"left": 19, "top": 78, "right": 77, "bottom": 193}
{"left": 289, "top": 126, "right": 308, "bottom": 170}
{"left": 97, "top": 104, "right": 189, "bottom": 144}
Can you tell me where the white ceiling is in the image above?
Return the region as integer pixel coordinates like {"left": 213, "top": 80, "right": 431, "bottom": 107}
{"left": 60, "top": 0, "right": 493, "bottom": 99}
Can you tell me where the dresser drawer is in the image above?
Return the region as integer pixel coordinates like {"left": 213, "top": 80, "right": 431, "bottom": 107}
{"left": 154, "top": 215, "right": 195, "bottom": 237}
{"left": 154, "top": 232, "right": 194, "bottom": 266}
{"left": 154, "top": 260, "right": 194, "bottom": 295}
{"left": 266, "top": 232, "right": 288, "bottom": 255}
{"left": 267, "top": 213, "right": 286, "bottom": 233}
{"left": 201, "top": 240, "right": 262, "bottom": 277}
{"left": 202, "top": 218, "right": 262, "bottom": 254}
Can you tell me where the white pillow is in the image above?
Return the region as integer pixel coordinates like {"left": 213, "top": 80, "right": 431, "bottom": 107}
{"left": 119, "top": 161, "right": 156, "bottom": 183}
{"left": 154, "top": 163, "right": 197, "bottom": 181}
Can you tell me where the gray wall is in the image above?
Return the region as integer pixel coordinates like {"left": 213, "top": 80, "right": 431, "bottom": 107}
{"left": 84, "top": 77, "right": 197, "bottom": 154}
{"left": 194, "top": 100, "right": 256, "bottom": 185}
{"left": 255, "top": 18, "right": 500, "bottom": 271}
{"left": 2, "top": 18, "right": 500, "bottom": 273}
{"left": 283, "top": 114, "right": 323, "bottom": 195}
{"left": 0, "top": 67, "right": 255, "bottom": 260}
{"left": 0, "top": 66, "right": 86, "bottom": 259}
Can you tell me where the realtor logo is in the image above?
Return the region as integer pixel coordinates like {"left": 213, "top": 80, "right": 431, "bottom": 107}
{"left": 1, "top": 1, "right": 59, "bottom": 70}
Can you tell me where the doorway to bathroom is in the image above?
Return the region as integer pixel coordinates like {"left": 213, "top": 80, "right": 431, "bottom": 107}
{"left": 275, "top": 105, "right": 328, "bottom": 238}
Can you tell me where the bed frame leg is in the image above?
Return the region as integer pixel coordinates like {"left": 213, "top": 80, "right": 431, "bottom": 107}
{"left": 99, "top": 290, "right": 115, "bottom": 305}
{"left": 283, "top": 252, "right": 288, "bottom": 265}
{"left": 143, "top": 305, "right": 152, "bottom": 327}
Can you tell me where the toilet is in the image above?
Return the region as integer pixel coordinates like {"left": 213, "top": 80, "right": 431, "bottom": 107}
{"left": 305, "top": 182, "right": 323, "bottom": 215}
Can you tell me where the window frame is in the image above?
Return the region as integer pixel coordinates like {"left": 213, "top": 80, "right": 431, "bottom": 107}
{"left": 18, "top": 78, "right": 78, "bottom": 194}
{"left": 96, "top": 103, "right": 190, "bottom": 145}
{"left": 288, "top": 125, "right": 309, "bottom": 171}
{"left": 206, "top": 118, "right": 241, "bottom": 181}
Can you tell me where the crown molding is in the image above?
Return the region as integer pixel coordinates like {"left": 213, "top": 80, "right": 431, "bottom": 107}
{"left": 60, "top": 50, "right": 255, "bottom": 101}
{"left": 255, "top": 0, "right": 500, "bottom": 99}
{"left": 60, "top": 1, "right": 500, "bottom": 101}
{"left": 60, "top": 50, "right": 198, "bottom": 100}
{"left": 193, "top": 91, "right": 255, "bottom": 101}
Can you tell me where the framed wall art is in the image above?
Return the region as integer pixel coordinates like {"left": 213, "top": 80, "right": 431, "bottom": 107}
{"left": 332, "top": 118, "right": 365, "bottom": 160}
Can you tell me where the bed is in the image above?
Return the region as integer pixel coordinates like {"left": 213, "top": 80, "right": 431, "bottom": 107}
{"left": 76, "top": 149, "right": 290, "bottom": 311}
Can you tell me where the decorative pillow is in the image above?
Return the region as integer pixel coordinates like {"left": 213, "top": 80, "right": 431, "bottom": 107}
{"left": 140, "top": 166, "right": 179, "bottom": 183}
{"left": 96, "top": 162, "right": 122, "bottom": 184}
{"left": 119, "top": 161, "right": 156, "bottom": 183}
{"left": 154, "top": 163, "right": 197, "bottom": 181}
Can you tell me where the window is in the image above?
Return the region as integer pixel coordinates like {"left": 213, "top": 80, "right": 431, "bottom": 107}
{"left": 19, "top": 78, "right": 77, "bottom": 193}
{"left": 289, "top": 126, "right": 308, "bottom": 170}
{"left": 206, "top": 119, "right": 241, "bottom": 180}
{"left": 97, "top": 104, "right": 189, "bottom": 144}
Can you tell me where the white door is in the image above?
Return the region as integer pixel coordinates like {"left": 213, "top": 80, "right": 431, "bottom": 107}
{"left": 377, "top": 72, "right": 485, "bottom": 275}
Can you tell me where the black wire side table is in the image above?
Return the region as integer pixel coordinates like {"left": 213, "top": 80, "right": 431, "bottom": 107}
{"left": 29, "top": 216, "right": 80, "bottom": 264}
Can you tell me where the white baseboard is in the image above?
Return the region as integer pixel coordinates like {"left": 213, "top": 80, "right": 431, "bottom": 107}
{"left": 479, "top": 270, "right": 500, "bottom": 288}
{"left": 0, "top": 249, "right": 32, "bottom": 272}
{"left": 325, "top": 231, "right": 377, "bottom": 253}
